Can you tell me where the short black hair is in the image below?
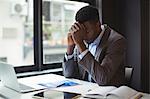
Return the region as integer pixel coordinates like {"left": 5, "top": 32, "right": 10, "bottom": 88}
{"left": 75, "top": 6, "right": 100, "bottom": 23}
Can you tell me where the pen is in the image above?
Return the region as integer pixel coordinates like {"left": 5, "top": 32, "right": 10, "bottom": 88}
{"left": 87, "top": 89, "right": 92, "bottom": 92}
{"left": 72, "top": 95, "right": 81, "bottom": 99}
{"left": 133, "top": 93, "right": 143, "bottom": 99}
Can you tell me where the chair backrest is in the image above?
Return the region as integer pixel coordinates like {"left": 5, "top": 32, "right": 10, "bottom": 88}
{"left": 125, "top": 66, "right": 133, "bottom": 85}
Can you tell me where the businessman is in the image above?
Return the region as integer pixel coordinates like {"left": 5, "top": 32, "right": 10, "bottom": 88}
{"left": 63, "top": 6, "right": 126, "bottom": 86}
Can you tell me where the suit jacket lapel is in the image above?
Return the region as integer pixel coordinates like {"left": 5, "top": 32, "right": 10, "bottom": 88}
{"left": 95, "top": 25, "right": 111, "bottom": 62}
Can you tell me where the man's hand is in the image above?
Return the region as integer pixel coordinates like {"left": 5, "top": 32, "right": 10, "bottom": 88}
{"left": 69, "top": 22, "right": 87, "bottom": 53}
{"left": 67, "top": 33, "right": 75, "bottom": 46}
{"left": 69, "top": 22, "right": 86, "bottom": 44}
{"left": 67, "top": 33, "right": 75, "bottom": 55}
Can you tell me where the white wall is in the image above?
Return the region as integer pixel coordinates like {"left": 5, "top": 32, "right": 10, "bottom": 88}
{"left": 0, "top": 0, "right": 25, "bottom": 66}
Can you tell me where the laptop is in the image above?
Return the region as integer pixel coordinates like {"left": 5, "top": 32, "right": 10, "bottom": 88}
{"left": 0, "top": 62, "right": 42, "bottom": 93}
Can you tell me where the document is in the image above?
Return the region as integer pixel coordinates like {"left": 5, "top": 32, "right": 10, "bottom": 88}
{"left": 18, "top": 74, "right": 67, "bottom": 89}
{"left": 82, "top": 86, "right": 143, "bottom": 99}
{"left": 51, "top": 84, "right": 143, "bottom": 99}
{"left": 38, "top": 80, "right": 79, "bottom": 88}
{"left": 51, "top": 83, "right": 99, "bottom": 94}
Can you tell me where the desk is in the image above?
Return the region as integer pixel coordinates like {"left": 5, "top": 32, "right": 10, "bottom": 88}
{"left": 0, "top": 74, "right": 96, "bottom": 99}
{"left": 0, "top": 74, "right": 149, "bottom": 99}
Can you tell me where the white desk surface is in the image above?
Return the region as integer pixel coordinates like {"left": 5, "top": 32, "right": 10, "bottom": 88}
{"left": 0, "top": 74, "right": 96, "bottom": 99}
{"left": 0, "top": 74, "right": 149, "bottom": 99}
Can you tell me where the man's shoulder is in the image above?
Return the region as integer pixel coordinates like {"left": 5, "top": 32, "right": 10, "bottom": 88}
{"left": 108, "top": 27, "right": 126, "bottom": 42}
{"left": 103, "top": 25, "right": 124, "bottom": 39}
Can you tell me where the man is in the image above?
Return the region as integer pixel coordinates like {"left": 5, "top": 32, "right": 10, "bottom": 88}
{"left": 63, "top": 5, "right": 126, "bottom": 86}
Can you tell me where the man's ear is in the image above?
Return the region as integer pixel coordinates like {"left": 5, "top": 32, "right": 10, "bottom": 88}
{"left": 96, "top": 21, "right": 101, "bottom": 27}
{"left": 95, "top": 21, "right": 101, "bottom": 32}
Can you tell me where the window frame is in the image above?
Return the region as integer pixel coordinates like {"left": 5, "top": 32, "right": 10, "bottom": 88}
{"left": 15, "top": 0, "right": 42, "bottom": 73}
{"left": 15, "top": 0, "right": 96, "bottom": 74}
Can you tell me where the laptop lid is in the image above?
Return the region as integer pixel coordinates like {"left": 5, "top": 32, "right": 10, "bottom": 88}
{"left": 0, "top": 62, "right": 35, "bottom": 93}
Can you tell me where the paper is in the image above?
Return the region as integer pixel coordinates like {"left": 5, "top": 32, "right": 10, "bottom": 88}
{"left": 52, "top": 84, "right": 99, "bottom": 94}
{"left": 84, "top": 86, "right": 116, "bottom": 96}
{"left": 18, "top": 74, "right": 66, "bottom": 89}
{"left": 38, "top": 80, "right": 79, "bottom": 88}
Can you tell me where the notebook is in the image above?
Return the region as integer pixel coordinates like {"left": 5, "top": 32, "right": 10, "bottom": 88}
{"left": 81, "top": 86, "right": 143, "bottom": 99}
{"left": 0, "top": 62, "right": 41, "bottom": 93}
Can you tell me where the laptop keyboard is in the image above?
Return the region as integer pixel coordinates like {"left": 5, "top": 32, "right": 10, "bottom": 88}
{"left": 19, "top": 83, "right": 34, "bottom": 91}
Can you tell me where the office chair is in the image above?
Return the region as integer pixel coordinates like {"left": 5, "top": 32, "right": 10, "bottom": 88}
{"left": 125, "top": 66, "right": 133, "bottom": 86}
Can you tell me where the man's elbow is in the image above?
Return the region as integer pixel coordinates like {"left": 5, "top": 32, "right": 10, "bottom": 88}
{"left": 94, "top": 73, "right": 110, "bottom": 85}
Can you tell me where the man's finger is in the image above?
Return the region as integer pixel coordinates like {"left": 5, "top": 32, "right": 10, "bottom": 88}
{"left": 74, "top": 23, "right": 80, "bottom": 30}
{"left": 69, "top": 27, "right": 76, "bottom": 33}
{"left": 71, "top": 26, "right": 78, "bottom": 33}
{"left": 68, "top": 33, "right": 72, "bottom": 37}
{"left": 75, "top": 22, "right": 82, "bottom": 29}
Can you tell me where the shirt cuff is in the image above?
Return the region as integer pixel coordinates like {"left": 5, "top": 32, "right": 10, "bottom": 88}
{"left": 65, "top": 53, "right": 74, "bottom": 61}
{"left": 78, "top": 49, "right": 89, "bottom": 60}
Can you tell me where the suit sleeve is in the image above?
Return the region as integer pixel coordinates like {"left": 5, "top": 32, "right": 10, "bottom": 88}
{"left": 63, "top": 53, "right": 81, "bottom": 79}
{"left": 78, "top": 38, "right": 126, "bottom": 85}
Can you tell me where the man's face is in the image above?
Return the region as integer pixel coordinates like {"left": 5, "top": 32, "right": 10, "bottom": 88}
{"left": 82, "top": 21, "right": 100, "bottom": 44}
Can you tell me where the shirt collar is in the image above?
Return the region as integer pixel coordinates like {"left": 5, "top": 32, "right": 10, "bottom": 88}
{"left": 89, "top": 25, "right": 105, "bottom": 47}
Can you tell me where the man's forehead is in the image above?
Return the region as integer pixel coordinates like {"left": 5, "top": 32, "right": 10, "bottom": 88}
{"left": 82, "top": 21, "right": 96, "bottom": 26}
{"left": 81, "top": 21, "right": 90, "bottom": 25}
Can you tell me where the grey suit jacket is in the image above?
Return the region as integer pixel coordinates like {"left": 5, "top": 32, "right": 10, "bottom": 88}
{"left": 63, "top": 25, "right": 126, "bottom": 86}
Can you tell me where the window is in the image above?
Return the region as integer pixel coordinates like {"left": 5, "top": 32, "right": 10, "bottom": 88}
{"left": 0, "top": 0, "right": 34, "bottom": 66}
{"left": 42, "top": 0, "right": 88, "bottom": 64}
{"left": 0, "top": 0, "right": 91, "bottom": 73}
